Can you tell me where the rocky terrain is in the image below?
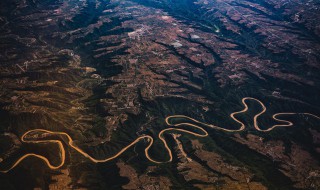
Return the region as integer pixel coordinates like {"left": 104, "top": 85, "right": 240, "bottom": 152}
{"left": 0, "top": 0, "right": 320, "bottom": 189}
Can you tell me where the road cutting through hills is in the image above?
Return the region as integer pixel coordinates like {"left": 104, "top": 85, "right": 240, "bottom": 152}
{"left": 1, "top": 97, "right": 319, "bottom": 173}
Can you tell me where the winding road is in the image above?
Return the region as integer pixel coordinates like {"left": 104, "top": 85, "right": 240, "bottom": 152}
{"left": 0, "top": 97, "right": 319, "bottom": 173}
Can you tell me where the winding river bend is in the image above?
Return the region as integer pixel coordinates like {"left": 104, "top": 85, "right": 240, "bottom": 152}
{"left": 1, "top": 97, "right": 319, "bottom": 173}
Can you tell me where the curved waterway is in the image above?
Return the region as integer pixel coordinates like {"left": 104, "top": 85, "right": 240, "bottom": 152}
{"left": 1, "top": 97, "right": 319, "bottom": 173}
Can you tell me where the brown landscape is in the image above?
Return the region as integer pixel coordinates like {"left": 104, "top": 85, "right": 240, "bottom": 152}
{"left": 0, "top": 0, "right": 320, "bottom": 189}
